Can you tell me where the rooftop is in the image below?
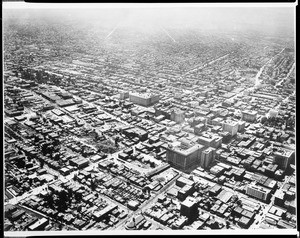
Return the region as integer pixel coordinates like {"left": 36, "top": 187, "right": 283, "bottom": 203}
{"left": 129, "top": 92, "right": 158, "bottom": 99}
{"left": 182, "top": 196, "right": 197, "bottom": 208}
{"left": 168, "top": 142, "right": 204, "bottom": 157}
{"left": 242, "top": 110, "right": 258, "bottom": 115}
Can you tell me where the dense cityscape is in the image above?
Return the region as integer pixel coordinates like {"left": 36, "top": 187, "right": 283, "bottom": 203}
{"left": 3, "top": 5, "right": 296, "bottom": 234}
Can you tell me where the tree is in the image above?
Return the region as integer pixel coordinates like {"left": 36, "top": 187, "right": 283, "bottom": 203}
{"left": 77, "top": 205, "right": 82, "bottom": 213}
{"left": 115, "top": 136, "right": 119, "bottom": 147}
{"left": 236, "top": 199, "right": 242, "bottom": 206}
{"left": 41, "top": 143, "right": 47, "bottom": 155}
{"left": 226, "top": 221, "right": 230, "bottom": 229}
{"left": 57, "top": 190, "right": 68, "bottom": 212}
{"left": 261, "top": 116, "right": 268, "bottom": 124}
{"left": 91, "top": 178, "right": 97, "bottom": 191}
{"left": 73, "top": 172, "right": 78, "bottom": 181}
{"left": 53, "top": 138, "right": 60, "bottom": 147}
{"left": 39, "top": 157, "right": 45, "bottom": 168}
{"left": 81, "top": 147, "right": 85, "bottom": 156}
{"left": 67, "top": 187, "right": 73, "bottom": 199}
{"left": 45, "top": 192, "right": 54, "bottom": 208}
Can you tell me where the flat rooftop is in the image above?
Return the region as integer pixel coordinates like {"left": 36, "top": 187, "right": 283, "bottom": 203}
{"left": 182, "top": 196, "right": 197, "bottom": 207}
{"left": 242, "top": 110, "right": 258, "bottom": 115}
{"left": 169, "top": 143, "right": 204, "bottom": 157}
{"left": 129, "top": 92, "right": 158, "bottom": 99}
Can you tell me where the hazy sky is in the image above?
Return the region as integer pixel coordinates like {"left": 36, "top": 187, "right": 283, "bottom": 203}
{"left": 3, "top": 3, "right": 295, "bottom": 37}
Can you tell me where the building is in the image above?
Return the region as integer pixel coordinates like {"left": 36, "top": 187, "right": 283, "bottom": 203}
{"left": 180, "top": 196, "right": 198, "bottom": 221}
{"left": 241, "top": 110, "right": 257, "bottom": 122}
{"left": 171, "top": 109, "right": 185, "bottom": 124}
{"left": 245, "top": 184, "right": 271, "bottom": 202}
{"left": 28, "top": 218, "right": 49, "bottom": 231}
{"left": 127, "top": 200, "right": 140, "bottom": 211}
{"left": 237, "top": 120, "right": 246, "bottom": 132}
{"left": 69, "top": 157, "right": 89, "bottom": 169}
{"left": 268, "top": 109, "right": 278, "bottom": 118}
{"left": 125, "top": 214, "right": 146, "bottom": 230}
{"left": 93, "top": 204, "right": 118, "bottom": 221}
{"left": 200, "top": 147, "right": 216, "bottom": 169}
{"left": 212, "top": 117, "right": 223, "bottom": 126}
{"left": 225, "top": 84, "right": 234, "bottom": 92}
{"left": 122, "top": 126, "right": 148, "bottom": 141}
{"left": 197, "top": 133, "right": 222, "bottom": 148}
{"left": 39, "top": 91, "right": 61, "bottom": 103}
{"left": 238, "top": 216, "right": 251, "bottom": 228}
{"left": 194, "top": 123, "right": 205, "bottom": 135}
{"left": 193, "top": 116, "right": 207, "bottom": 126}
{"left": 56, "top": 99, "right": 76, "bottom": 107}
{"left": 165, "top": 140, "right": 204, "bottom": 172}
{"left": 273, "top": 149, "right": 294, "bottom": 171}
{"left": 129, "top": 92, "right": 159, "bottom": 107}
{"left": 273, "top": 190, "right": 285, "bottom": 207}
{"left": 222, "top": 120, "right": 239, "bottom": 136}
{"left": 177, "top": 185, "right": 194, "bottom": 201}
{"left": 120, "top": 91, "right": 129, "bottom": 100}
{"left": 176, "top": 176, "right": 195, "bottom": 188}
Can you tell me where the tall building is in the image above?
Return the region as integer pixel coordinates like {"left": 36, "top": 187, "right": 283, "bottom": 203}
{"left": 273, "top": 149, "right": 294, "bottom": 171}
{"left": 129, "top": 92, "right": 159, "bottom": 107}
{"left": 273, "top": 189, "right": 285, "bottom": 207}
{"left": 222, "top": 120, "right": 239, "bottom": 136}
{"left": 120, "top": 91, "right": 129, "bottom": 100}
{"left": 200, "top": 147, "right": 216, "bottom": 169}
{"left": 237, "top": 120, "right": 245, "bottom": 132}
{"left": 246, "top": 184, "right": 271, "bottom": 202}
{"left": 165, "top": 140, "right": 204, "bottom": 172}
{"left": 180, "top": 196, "right": 198, "bottom": 221}
{"left": 171, "top": 109, "right": 185, "bottom": 124}
{"left": 268, "top": 109, "right": 278, "bottom": 118}
{"left": 241, "top": 110, "right": 257, "bottom": 122}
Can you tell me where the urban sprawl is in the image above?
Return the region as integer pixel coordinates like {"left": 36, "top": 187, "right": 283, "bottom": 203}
{"left": 3, "top": 10, "right": 296, "bottom": 232}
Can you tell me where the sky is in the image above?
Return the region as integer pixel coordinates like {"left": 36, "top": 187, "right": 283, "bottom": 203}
{"left": 3, "top": 3, "right": 295, "bottom": 37}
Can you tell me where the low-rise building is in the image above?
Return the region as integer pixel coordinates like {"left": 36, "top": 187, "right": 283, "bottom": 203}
{"left": 241, "top": 110, "right": 257, "bottom": 122}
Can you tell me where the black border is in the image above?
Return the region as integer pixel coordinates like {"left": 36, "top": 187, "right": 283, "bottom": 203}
{"left": 2, "top": 1, "right": 298, "bottom": 238}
